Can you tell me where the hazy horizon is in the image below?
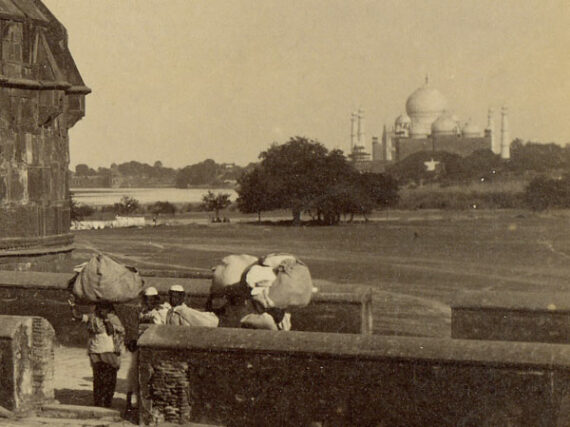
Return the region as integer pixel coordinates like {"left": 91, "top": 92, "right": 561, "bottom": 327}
{"left": 44, "top": 0, "right": 569, "bottom": 169}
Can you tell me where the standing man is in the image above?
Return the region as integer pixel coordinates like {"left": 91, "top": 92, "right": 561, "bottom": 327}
{"left": 69, "top": 299, "right": 125, "bottom": 408}
{"left": 166, "top": 285, "right": 219, "bottom": 327}
{"left": 125, "top": 286, "right": 171, "bottom": 414}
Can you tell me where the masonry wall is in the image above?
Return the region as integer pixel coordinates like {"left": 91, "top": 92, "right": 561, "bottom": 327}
{"left": 0, "top": 315, "right": 55, "bottom": 411}
{"left": 452, "top": 291, "right": 570, "bottom": 344}
{"left": 0, "top": 0, "right": 89, "bottom": 271}
{"left": 138, "top": 326, "right": 570, "bottom": 426}
{"left": 394, "top": 134, "right": 492, "bottom": 161}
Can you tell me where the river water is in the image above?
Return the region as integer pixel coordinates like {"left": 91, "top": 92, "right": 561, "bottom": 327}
{"left": 70, "top": 187, "right": 238, "bottom": 206}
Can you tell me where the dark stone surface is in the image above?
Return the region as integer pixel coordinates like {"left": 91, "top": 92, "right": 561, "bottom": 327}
{"left": 452, "top": 291, "right": 570, "bottom": 343}
{"left": 0, "top": 0, "right": 89, "bottom": 270}
{"left": 138, "top": 326, "right": 570, "bottom": 426}
{"left": 0, "top": 315, "right": 54, "bottom": 411}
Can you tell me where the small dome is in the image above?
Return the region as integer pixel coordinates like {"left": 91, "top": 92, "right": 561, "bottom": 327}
{"left": 395, "top": 113, "right": 411, "bottom": 127}
{"left": 462, "top": 120, "right": 482, "bottom": 137}
{"left": 431, "top": 115, "right": 457, "bottom": 135}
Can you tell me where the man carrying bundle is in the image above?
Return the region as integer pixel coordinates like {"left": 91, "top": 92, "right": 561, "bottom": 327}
{"left": 166, "top": 285, "right": 219, "bottom": 327}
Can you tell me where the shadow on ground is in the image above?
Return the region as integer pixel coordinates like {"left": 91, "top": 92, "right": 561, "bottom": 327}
{"left": 55, "top": 387, "right": 127, "bottom": 410}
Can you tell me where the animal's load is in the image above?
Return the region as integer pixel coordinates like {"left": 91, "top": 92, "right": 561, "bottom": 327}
{"left": 210, "top": 254, "right": 258, "bottom": 296}
{"left": 71, "top": 254, "right": 144, "bottom": 304}
{"left": 247, "top": 253, "right": 313, "bottom": 309}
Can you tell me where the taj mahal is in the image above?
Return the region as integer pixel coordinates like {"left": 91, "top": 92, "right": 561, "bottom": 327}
{"left": 350, "top": 77, "right": 511, "bottom": 172}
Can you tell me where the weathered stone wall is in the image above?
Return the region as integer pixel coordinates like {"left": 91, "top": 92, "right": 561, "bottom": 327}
{"left": 138, "top": 326, "right": 570, "bottom": 426}
{"left": 0, "top": 271, "right": 371, "bottom": 345}
{"left": 452, "top": 291, "right": 570, "bottom": 344}
{"left": 394, "top": 134, "right": 492, "bottom": 162}
{"left": 0, "top": 0, "right": 89, "bottom": 271}
{"left": 0, "top": 315, "right": 55, "bottom": 411}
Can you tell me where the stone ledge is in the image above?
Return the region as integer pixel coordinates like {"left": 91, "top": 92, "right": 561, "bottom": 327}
{"left": 138, "top": 325, "right": 570, "bottom": 369}
{"left": 451, "top": 290, "right": 570, "bottom": 312}
{"left": 39, "top": 404, "right": 121, "bottom": 421}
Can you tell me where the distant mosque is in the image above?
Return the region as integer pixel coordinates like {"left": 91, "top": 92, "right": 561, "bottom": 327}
{"left": 349, "top": 76, "right": 511, "bottom": 172}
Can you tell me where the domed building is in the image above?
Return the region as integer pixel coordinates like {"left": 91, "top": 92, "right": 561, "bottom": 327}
{"left": 363, "top": 77, "right": 513, "bottom": 169}
{"left": 0, "top": 0, "right": 89, "bottom": 270}
{"left": 351, "top": 77, "right": 511, "bottom": 173}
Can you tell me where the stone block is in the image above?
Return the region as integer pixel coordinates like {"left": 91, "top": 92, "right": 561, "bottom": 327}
{"left": 0, "top": 315, "right": 55, "bottom": 411}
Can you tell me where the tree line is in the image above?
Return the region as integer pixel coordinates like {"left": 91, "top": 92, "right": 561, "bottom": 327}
{"left": 72, "top": 160, "right": 248, "bottom": 188}
{"left": 72, "top": 137, "right": 570, "bottom": 222}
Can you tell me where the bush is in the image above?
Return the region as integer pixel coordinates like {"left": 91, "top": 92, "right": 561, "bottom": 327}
{"left": 524, "top": 175, "right": 570, "bottom": 210}
{"left": 398, "top": 190, "right": 525, "bottom": 210}
{"left": 70, "top": 200, "right": 95, "bottom": 221}
{"left": 149, "top": 201, "right": 177, "bottom": 216}
{"left": 113, "top": 196, "right": 140, "bottom": 215}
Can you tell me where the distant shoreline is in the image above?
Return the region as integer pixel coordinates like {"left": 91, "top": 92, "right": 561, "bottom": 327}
{"left": 70, "top": 187, "right": 238, "bottom": 206}
{"left": 71, "top": 185, "right": 237, "bottom": 191}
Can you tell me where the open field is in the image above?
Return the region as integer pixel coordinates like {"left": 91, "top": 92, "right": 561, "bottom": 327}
{"left": 71, "top": 209, "right": 570, "bottom": 338}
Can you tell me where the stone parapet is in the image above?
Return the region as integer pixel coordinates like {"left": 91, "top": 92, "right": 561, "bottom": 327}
{"left": 451, "top": 290, "right": 570, "bottom": 343}
{"left": 137, "top": 326, "right": 570, "bottom": 426}
{"left": 0, "top": 271, "right": 372, "bottom": 345}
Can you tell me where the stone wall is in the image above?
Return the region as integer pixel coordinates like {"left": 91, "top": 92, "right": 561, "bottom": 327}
{"left": 138, "top": 326, "right": 570, "bottom": 426}
{"left": 0, "top": 271, "right": 372, "bottom": 346}
{"left": 394, "top": 134, "right": 492, "bottom": 162}
{"left": 452, "top": 290, "right": 570, "bottom": 344}
{"left": 0, "top": 315, "right": 55, "bottom": 411}
{"left": 0, "top": 0, "right": 89, "bottom": 271}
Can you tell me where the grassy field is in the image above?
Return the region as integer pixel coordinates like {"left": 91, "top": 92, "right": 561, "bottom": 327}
{"left": 72, "top": 209, "right": 570, "bottom": 338}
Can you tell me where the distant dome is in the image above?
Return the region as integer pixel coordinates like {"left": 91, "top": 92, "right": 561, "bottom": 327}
{"left": 431, "top": 115, "right": 457, "bottom": 135}
{"left": 405, "top": 86, "right": 448, "bottom": 116}
{"left": 405, "top": 77, "right": 448, "bottom": 138}
{"left": 395, "top": 113, "right": 411, "bottom": 127}
{"left": 462, "top": 120, "right": 482, "bottom": 137}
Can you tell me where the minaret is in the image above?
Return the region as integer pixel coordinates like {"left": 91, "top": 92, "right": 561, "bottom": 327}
{"left": 350, "top": 112, "right": 357, "bottom": 152}
{"left": 357, "top": 108, "right": 365, "bottom": 148}
{"left": 372, "top": 136, "right": 380, "bottom": 161}
{"left": 487, "top": 108, "right": 498, "bottom": 154}
{"left": 500, "top": 106, "right": 510, "bottom": 159}
{"left": 386, "top": 127, "right": 393, "bottom": 161}
{"left": 381, "top": 125, "right": 387, "bottom": 161}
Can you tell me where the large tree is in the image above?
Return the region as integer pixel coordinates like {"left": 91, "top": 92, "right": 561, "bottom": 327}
{"left": 237, "top": 136, "right": 398, "bottom": 224}
{"left": 236, "top": 166, "right": 275, "bottom": 222}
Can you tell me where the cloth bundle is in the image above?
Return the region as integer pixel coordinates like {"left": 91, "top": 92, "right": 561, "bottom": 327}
{"left": 71, "top": 254, "right": 144, "bottom": 304}
{"left": 210, "top": 253, "right": 314, "bottom": 310}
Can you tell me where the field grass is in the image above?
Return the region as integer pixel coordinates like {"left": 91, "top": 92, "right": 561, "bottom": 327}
{"left": 397, "top": 180, "right": 528, "bottom": 210}
{"left": 72, "top": 210, "right": 570, "bottom": 337}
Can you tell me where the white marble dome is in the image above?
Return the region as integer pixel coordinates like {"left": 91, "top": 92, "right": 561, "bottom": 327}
{"left": 405, "top": 80, "right": 448, "bottom": 138}
{"left": 431, "top": 115, "right": 457, "bottom": 135}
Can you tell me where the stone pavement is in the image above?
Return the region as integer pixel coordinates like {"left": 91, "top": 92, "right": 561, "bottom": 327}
{"left": 52, "top": 346, "right": 134, "bottom": 411}
{"left": 0, "top": 347, "right": 136, "bottom": 426}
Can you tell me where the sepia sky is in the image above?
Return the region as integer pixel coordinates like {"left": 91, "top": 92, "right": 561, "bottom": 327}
{"left": 44, "top": 0, "right": 569, "bottom": 169}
